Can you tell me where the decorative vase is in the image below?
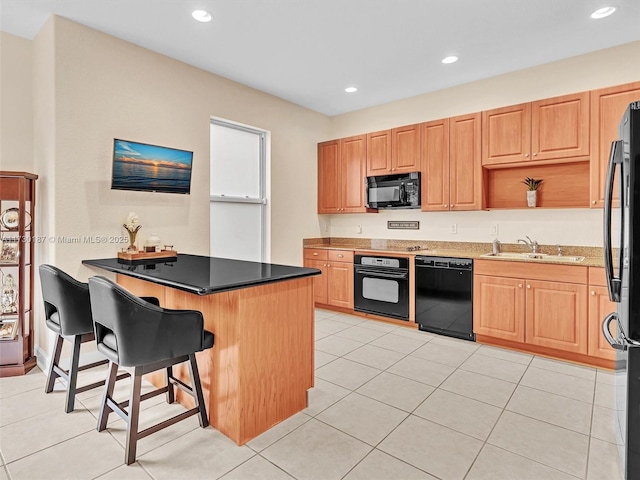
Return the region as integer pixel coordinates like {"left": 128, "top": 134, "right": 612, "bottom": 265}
{"left": 126, "top": 230, "right": 139, "bottom": 252}
{"left": 526, "top": 190, "right": 537, "bottom": 208}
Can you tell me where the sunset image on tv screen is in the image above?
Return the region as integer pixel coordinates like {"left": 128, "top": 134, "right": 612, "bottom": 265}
{"left": 111, "top": 139, "right": 193, "bottom": 194}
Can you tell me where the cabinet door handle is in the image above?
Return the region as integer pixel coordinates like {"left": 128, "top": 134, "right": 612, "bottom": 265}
{"left": 518, "top": 284, "right": 523, "bottom": 288}
{"left": 592, "top": 200, "right": 597, "bottom": 205}
{"left": 533, "top": 153, "right": 538, "bottom": 157}
{"left": 327, "top": 264, "right": 331, "bottom": 268}
{"left": 591, "top": 291, "right": 596, "bottom": 296}
{"left": 525, "top": 153, "right": 529, "bottom": 157}
{"left": 443, "top": 204, "right": 448, "bottom": 208}
{"left": 527, "top": 284, "right": 531, "bottom": 289}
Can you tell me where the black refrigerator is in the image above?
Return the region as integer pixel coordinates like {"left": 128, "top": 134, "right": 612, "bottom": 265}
{"left": 603, "top": 101, "right": 640, "bottom": 479}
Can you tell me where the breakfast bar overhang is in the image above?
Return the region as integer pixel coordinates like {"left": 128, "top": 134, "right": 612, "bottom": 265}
{"left": 83, "top": 254, "right": 320, "bottom": 445}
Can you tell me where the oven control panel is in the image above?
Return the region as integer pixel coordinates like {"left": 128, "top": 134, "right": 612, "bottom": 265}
{"left": 355, "top": 255, "right": 409, "bottom": 270}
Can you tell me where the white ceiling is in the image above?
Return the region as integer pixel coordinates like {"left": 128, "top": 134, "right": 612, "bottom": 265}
{"left": 1, "top": 0, "right": 639, "bottom": 116}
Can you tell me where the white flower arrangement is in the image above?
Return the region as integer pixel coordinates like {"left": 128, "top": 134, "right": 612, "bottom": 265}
{"left": 123, "top": 212, "right": 141, "bottom": 233}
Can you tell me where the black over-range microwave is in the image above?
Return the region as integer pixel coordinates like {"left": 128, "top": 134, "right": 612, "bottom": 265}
{"left": 366, "top": 172, "right": 421, "bottom": 209}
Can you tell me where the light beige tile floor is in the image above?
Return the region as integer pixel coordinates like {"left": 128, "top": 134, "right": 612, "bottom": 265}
{"left": 0, "top": 308, "right": 624, "bottom": 479}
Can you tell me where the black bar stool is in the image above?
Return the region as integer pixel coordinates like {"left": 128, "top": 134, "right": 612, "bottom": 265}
{"left": 39, "top": 264, "right": 129, "bottom": 413}
{"left": 87, "top": 276, "right": 214, "bottom": 465}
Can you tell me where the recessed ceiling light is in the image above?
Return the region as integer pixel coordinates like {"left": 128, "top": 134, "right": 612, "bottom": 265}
{"left": 442, "top": 56, "right": 459, "bottom": 64}
{"left": 345, "top": 86, "right": 358, "bottom": 93}
{"left": 590, "top": 7, "right": 616, "bottom": 19}
{"left": 192, "top": 10, "right": 212, "bottom": 22}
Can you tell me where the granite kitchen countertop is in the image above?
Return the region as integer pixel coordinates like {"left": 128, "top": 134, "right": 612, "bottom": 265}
{"left": 303, "top": 238, "right": 606, "bottom": 267}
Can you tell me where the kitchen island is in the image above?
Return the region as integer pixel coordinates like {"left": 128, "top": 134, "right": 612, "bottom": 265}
{"left": 83, "top": 254, "right": 320, "bottom": 445}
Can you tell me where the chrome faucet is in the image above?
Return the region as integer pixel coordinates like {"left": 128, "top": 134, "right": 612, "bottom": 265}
{"left": 518, "top": 236, "right": 539, "bottom": 253}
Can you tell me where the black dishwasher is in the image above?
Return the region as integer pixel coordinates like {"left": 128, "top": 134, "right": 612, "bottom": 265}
{"left": 415, "top": 256, "right": 474, "bottom": 341}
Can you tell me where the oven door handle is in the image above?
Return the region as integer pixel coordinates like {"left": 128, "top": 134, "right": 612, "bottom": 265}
{"left": 355, "top": 268, "right": 408, "bottom": 279}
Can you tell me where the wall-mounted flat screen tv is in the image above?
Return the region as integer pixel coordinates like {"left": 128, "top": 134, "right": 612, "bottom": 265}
{"left": 111, "top": 139, "right": 193, "bottom": 194}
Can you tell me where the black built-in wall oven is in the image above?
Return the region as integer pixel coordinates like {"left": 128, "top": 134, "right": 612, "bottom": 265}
{"left": 354, "top": 255, "right": 409, "bottom": 320}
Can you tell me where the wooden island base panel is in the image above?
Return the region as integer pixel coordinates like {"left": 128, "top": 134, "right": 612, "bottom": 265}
{"left": 83, "top": 254, "right": 319, "bottom": 446}
{"left": 117, "top": 273, "right": 314, "bottom": 445}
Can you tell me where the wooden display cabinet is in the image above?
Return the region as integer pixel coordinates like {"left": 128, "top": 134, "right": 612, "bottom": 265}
{"left": 0, "top": 171, "right": 38, "bottom": 377}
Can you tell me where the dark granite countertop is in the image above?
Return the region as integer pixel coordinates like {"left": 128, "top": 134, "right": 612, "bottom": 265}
{"left": 83, "top": 254, "right": 320, "bottom": 295}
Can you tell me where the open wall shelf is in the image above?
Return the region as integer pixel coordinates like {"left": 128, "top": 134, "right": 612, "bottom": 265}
{"left": 484, "top": 161, "right": 590, "bottom": 209}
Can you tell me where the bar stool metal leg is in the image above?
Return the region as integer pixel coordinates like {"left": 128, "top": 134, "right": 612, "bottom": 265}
{"left": 45, "top": 334, "right": 64, "bottom": 393}
{"left": 65, "top": 335, "right": 83, "bottom": 413}
{"left": 125, "top": 369, "right": 143, "bottom": 465}
{"left": 165, "top": 366, "right": 175, "bottom": 404}
{"left": 188, "top": 354, "right": 208, "bottom": 428}
{"left": 98, "top": 361, "right": 119, "bottom": 431}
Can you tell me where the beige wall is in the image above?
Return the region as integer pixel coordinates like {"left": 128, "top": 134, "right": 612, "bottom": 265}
{"left": 3, "top": 17, "right": 332, "bottom": 357}
{"left": 327, "top": 41, "right": 640, "bottom": 246}
{"left": 0, "top": 32, "right": 33, "bottom": 172}
{"left": 44, "top": 16, "right": 330, "bottom": 279}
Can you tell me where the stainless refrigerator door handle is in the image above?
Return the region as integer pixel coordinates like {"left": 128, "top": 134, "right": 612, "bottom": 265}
{"left": 602, "top": 312, "right": 626, "bottom": 351}
{"left": 603, "top": 139, "right": 624, "bottom": 302}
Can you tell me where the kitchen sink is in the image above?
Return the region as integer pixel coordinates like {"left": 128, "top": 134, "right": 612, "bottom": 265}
{"left": 481, "top": 252, "right": 585, "bottom": 263}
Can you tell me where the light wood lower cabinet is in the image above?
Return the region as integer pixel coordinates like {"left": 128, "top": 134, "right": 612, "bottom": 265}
{"left": 588, "top": 267, "right": 617, "bottom": 361}
{"left": 524, "top": 279, "right": 588, "bottom": 354}
{"left": 303, "top": 248, "right": 353, "bottom": 309}
{"left": 473, "top": 260, "right": 614, "bottom": 367}
{"left": 473, "top": 275, "right": 525, "bottom": 342}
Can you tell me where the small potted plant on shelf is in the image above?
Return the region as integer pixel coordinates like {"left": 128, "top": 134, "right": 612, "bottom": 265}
{"left": 521, "top": 177, "right": 543, "bottom": 208}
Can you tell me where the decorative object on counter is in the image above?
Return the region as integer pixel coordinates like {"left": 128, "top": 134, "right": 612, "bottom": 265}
{"left": 0, "top": 208, "right": 31, "bottom": 231}
{"left": 117, "top": 249, "right": 178, "bottom": 262}
{"left": 387, "top": 221, "right": 420, "bottom": 230}
{"left": 492, "top": 238, "right": 500, "bottom": 254}
{"left": 521, "top": 177, "right": 543, "bottom": 208}
{"left": 144, "top": 233, "right": 162, "bottom": 253}
{"left": 0, "top": 318, "right": 18, "bottom": 340}
{"left": 0, "top": 238, "right": 18, "bottom": 263}
{"left": 1, "top": 272, "right": 18, "bottom": 313}
{"left": 123, "top": 211, "right": 142, "bottom": 252}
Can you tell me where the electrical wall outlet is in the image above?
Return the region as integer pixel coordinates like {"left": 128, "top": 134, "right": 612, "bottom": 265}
{"left": 356, "top": 224, "right": 362, "bottom": 234}
{"left": 490, "top": 224, "right": 499, "bottom": 236}
{"left": 450, "top": 224, "right": 457, "bottom": 234}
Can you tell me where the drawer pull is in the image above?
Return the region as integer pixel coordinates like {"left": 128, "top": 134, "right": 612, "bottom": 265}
{"left": 338, "top": 254, "right": 343, "bottom": 258}
{"left": 313, "top": 252, "right": 319, "bottom": 256}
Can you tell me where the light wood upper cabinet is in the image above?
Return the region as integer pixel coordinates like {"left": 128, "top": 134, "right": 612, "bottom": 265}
{"left": 366, "top": 130, "right": 392, "bottom": 176}
{"left": 474, "top": 274, "right": 525, "bottom": 342}
{"left": 524, "top": 279, "right": 588, "bottom": 354}
{"left": 482, "top": 92, "right": 590, "bottom": 167}
{"left": 318, "top": 140, "right": 341, "bottom": 214}
{"left": 482, "top": 103, "right": 531, "bottom": 166}
{"left": 421, "top": 119, "right": 450, "bottom": 211}
{"left": 450, "top": 113, "right": 482, "bottom": 210}
{"left": 590, "top": 81, "right": 640, "bottom": 208}
{"left": 318, "top": 136, "right": 368, "bottom": 214}
{"left": 391, "top": 124, "right": 421, "bottom": 174}
{"left": 367, "top": 125, "right": 420, "bottom": 175}
{"left": 341, "top": 135, "right": 368, "bottom": 212}
{"left": 531, "top": 92, "right": 590, "bottom": 162}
